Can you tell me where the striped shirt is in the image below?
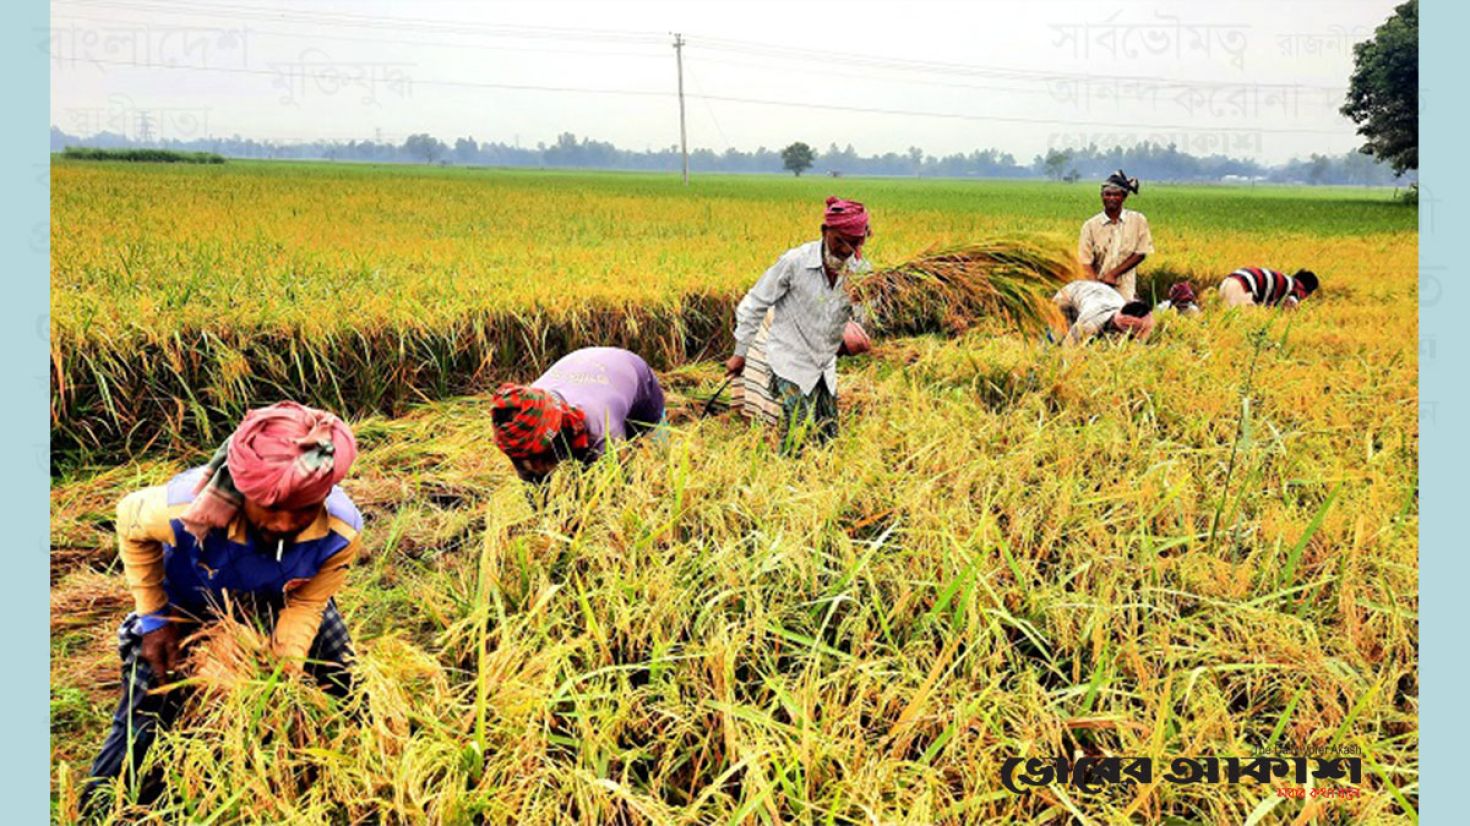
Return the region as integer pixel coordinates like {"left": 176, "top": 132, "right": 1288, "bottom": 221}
{"left": 1228, "top": 267, "right": 1307, "bottom": 306}
{"left": 733, "top": 240, "right": 870, "bottom": 396}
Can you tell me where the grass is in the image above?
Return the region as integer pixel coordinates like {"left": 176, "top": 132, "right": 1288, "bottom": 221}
{"left": 60, "top": 147, "right": 226, "bottom": 164}
{"left": 50, "top": 161, "right": 1415, "bottom": 467}
{"left": 49, "top": 164, "right": 1417, "bottom": 824}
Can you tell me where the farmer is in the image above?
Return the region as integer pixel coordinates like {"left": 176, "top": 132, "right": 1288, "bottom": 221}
{"left": 1053, "top": 279, "right": 1155, "bottom": 345}
{"left": 1078, "top": 170, "right": 1155, "bottom": 301}
{"left": 491, "top": 346, "right": 666, "bottom": 483}
{"left": 726, "top": 196, "right": 873, "bottom": 453}
{"left": 85, "top": 401, "right": 362, "bottom": 808}
{"left": 1156, "top": 281, "right": 1202, "bottom": 316}
{"left": 1219, "top": 266, "right": 1319, "bottom": 309}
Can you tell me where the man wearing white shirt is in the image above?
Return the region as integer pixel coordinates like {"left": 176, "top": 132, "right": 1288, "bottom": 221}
{"left": 726, "top": 196, "right": 872, "bottom": 453}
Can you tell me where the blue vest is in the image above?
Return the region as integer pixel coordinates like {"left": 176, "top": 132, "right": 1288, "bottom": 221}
{"left": 158, "top": 467, "right": 362, "bottom": 614}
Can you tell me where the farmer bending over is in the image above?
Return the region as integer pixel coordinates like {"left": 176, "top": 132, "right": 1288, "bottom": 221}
{"left": 86, "top": 402, "right": 362, "bottom": 809}
{"left": 726, "top": 196, "right": 873, "bottom": 454}
{"left": 1053, "top": 279, "right": 1155, "bottom": 345}
{"left": 1156, "top": 281, "right": 1202, "bottom": 316}
{"left": 1218, "top": 266, "right": 1319, "bottom": 309}
{"left": 1078, "top": 170, "right": 1155, "bottom": 301}
{"left": 491, "top": 347, "right": 666, "bottom": 483}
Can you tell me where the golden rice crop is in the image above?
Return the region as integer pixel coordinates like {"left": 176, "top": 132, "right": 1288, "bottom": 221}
{"left": 50, "top": 161, "right": 1413, "bottom": 468}
{"left": 49, "top": 162, "right": 1417, "bottom": 824}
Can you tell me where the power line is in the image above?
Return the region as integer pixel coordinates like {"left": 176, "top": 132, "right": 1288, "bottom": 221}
{"left": 55, "top": 0, "right": 1347, "bottom": 94}
{"left": 54, "top": 0, "right": 667, "bottom": 45}
{"left": 59, "top": 56, "right": 1354, "bottom": 137}
{"left": 61, "top": 56, "right": 675, "bottom": 99}
{"left": 49, "top": 12, "right": 672, "bottom": 63}
{"left": 683, "top": 62, "right": 732, "bottom": 151}
{"left": 687, "top": 93, "right": 1350, "bottom": 136}
{"left": 684, "top": 50, "right": 1347, "bottom": 106}
{"left": 687, "top": 33, "right": 1349, "bottom": 93}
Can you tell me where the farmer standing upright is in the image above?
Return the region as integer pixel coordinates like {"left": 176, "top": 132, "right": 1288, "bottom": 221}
{"left": 1078, "top": 170, "right": 1155, "bottom": 301}
{"left": 726, "top": 196, "right": 873, "bottom": 454}
{"left": 86, "top": 401, "right": 363, "bottom": 808}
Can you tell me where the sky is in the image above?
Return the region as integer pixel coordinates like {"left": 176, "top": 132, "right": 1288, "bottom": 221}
{"left": 48, "top": 0, "right": 1407, "bottom": 164}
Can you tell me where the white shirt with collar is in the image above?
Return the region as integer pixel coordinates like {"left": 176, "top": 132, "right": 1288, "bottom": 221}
{"left": 733, "top": 240, "right": 870, "bottom": 396}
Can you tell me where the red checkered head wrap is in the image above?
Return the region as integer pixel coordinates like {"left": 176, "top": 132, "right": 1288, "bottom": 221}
{"left": 491, "top": 384, "right": 588, "bottom": 459}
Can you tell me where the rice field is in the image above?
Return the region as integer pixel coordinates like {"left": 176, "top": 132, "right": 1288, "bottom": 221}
{"left": 50, "top": 160, "right": 1418, "bottom": 824}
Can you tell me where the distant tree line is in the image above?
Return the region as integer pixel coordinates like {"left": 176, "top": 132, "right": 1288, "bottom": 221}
{"left": 62, "top": 146, "right": 225, "bottom": 164}
{"left": 51, "top": 126, "right": 1413, "bottom": 186}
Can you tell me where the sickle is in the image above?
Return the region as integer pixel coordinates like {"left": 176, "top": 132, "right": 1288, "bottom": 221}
{"left": 700, "top": 376, "right": 735, "bottom": 419}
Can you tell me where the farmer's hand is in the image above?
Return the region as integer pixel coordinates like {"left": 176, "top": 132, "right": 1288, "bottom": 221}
{"left": 141, "top": 621, "right": 182, "bottom": 682}
{"left": 724, "top": 355, "right": 746, "bottom": 377}
{"left": 1099, "top": 270, "right": 1118, "bottom": 286}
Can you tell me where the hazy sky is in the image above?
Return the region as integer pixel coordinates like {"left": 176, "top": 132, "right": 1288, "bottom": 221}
{"left": 49, "top": 0, "right": 1405, "bottom": 164}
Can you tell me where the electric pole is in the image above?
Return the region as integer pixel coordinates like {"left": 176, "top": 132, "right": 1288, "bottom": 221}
{"left": 137, "top": 110, "right": 154, "bottom": 145}
{"left": 673, "top": 33, "right": 688, "bottom": 185}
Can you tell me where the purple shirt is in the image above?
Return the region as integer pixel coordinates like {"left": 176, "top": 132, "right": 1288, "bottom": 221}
{"left": 533, "top": 348, "right": 665, "bottom": 459}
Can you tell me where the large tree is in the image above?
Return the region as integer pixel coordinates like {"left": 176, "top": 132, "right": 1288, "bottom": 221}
{"left": 403, "top": 133, "right": 447, "bottom": 165}
{"left": 1340, "top": 0, "right": 1417, "bottom": 174}
{"left": 781, "top": 142, "right": 815, "bottom": 177}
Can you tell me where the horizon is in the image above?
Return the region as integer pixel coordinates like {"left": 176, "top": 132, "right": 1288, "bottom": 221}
{"left": 48, "top": 0, "right": 1402, "bottom": 166}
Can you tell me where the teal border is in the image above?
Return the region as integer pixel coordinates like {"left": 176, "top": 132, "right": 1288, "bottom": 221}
{"left": 4, "top": 0, "right": 49, "bottom": 818}
{"left": 11, "top": 0, "right": 1452, "bottom": 818}
{"left": 1420, "top": 0, "right": 1458, "bottom": 820}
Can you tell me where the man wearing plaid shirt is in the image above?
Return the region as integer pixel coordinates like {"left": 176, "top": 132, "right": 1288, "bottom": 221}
{"left": 85, "top": 402, "right": 363, "bottom": 810}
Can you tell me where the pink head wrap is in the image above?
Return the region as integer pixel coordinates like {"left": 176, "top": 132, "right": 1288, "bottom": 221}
{"left": 823, "top": 196, "right": 870, "bottom": 240}
{"left": 180, "top": 401, "right": 358, "bottom": 540}
{"left": 227, "top": 401, "right": 358, "bottom": 508}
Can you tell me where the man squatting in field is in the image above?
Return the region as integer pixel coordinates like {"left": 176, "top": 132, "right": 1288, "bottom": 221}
{"left": 490, "top": 347, "right": 667, "bottom": 483}
{"left": 1078, "top": 170, "right": 1155, "bottom": 301}
{"left": 726, "top": 196, "right": 874, "bottom": 454}
{"left": 86, "top": 402, "right": 362, "bottom": 808}
{"left": 1053, "top": 279, "right": 1156, "bottom": 345}
{"left": 1218, "top": 266, "right": 1320, "bottom": 310}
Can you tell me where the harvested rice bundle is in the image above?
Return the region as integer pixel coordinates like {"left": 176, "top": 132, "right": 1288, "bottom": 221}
{"left": 851, "top": 239, "right": 1074, "bottom": 337}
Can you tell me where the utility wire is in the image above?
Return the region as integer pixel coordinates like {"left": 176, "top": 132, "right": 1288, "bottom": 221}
{"left": 60, "top": 56, "right": 1354, "bottom": 136}
{"left": 687, "top": 33, "right": 1348, "bottom": 93}
{"left": 54, "top": 0, "right": 668, "bottom": 45}
{"left": 55, "top": 0, "right": 1347, "bottom": 93}
{"left": 49, "top": 12, "right": 672, "bottom": 63}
